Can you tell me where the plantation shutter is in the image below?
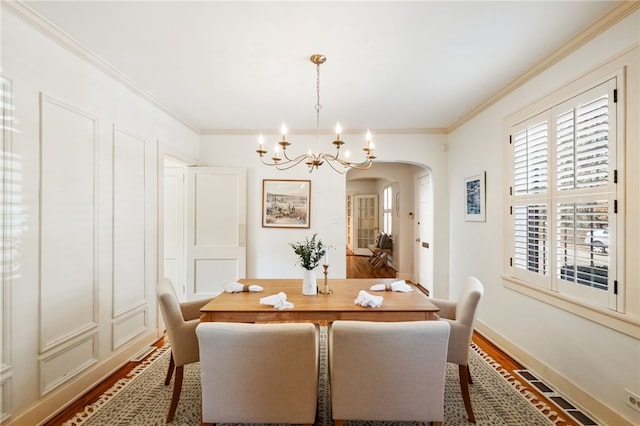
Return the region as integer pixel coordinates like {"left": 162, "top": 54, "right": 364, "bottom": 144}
{"left": 509, "top": 78, "right": 616, "bottom": 307}
{"left": 511, "top": 117, "right": 549, "bottom": 283}
{"left": 554, "top": 82, "right": 613, "bottom": 304}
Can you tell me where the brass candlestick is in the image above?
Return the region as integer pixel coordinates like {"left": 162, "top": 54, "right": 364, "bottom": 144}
{"left": 319, "top": 264, "right": 332, "bottom": 294}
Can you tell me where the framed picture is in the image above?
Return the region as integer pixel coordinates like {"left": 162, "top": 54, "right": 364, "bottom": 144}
{"left": 464, "top": 172, "right": 486, "bottom": 222}
{"left": 262, "top": 179, "right": 311, "bottom": 228}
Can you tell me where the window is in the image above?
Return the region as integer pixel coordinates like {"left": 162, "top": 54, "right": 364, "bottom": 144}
{"left": 508, "top": 78, "right": 619, "bottom": 311}
{"left": 382, "top": 185, "right": 393, "bottom": 235}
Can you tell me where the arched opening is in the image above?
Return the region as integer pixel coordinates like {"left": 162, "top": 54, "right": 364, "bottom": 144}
{"left": 345, "top": 162, "right": 433, "bottom": 293}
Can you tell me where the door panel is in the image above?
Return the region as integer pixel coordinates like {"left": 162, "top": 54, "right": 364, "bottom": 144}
{"left": 353, "top": 194, "right": 378, "bottom": 256}
{"left": 186, "top": 167, "right": 246, "bottom": 299}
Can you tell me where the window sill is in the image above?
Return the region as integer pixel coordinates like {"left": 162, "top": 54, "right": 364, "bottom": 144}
{"left": 502, "top": 274, "right": 640, "bottom": 339}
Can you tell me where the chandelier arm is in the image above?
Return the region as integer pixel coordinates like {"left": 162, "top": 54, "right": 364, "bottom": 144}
{"left": 323, "top": 157, "right": 348, "bottom": 174}
{"left": 259, "top": 152, "right": 309, "bottom": 168}
{"left": 323, "top": 153, "right": 349, "bottom": 166}
{"left": 324, "top": 153, "right": 374, "bottom": 171}
{"left": 346, "top": 156, "right": 376, "bottom": 169}
{"left": 280, "top": 146, "right": 298, "bottom": 162}
{"left": 274, "top": 155, "right": 312, "bottom": 171}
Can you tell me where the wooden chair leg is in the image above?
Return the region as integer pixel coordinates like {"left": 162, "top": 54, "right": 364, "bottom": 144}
{"left": 467, "top": 365, "right": 473, "bottom": 384}
{"left": 459, "top": 364, "right": 475, "bottom": 423}
{"left": 164, "top": 352, "right": 175, "bottom": 386}
{"left": 431, "top": 422, "right": 443, "bottom": 426}
{"left": 167, "top": 365, "right": 183, "bottom": 422}
{"left": 334, "top": 420, "right": 345, "bottom": 426}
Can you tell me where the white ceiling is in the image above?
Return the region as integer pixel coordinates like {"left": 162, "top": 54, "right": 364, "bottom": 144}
{"left": 24, "top": 1, "right": 619, "bottom": 134}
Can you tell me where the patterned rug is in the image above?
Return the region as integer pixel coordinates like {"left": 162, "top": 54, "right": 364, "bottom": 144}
{"left": 64, "top": 328, "right": 564, "bottom": 426}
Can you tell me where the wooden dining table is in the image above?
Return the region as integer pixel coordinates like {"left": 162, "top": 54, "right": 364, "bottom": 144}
{"left": 199, "top": 278, "right": 439, "bottom": 323}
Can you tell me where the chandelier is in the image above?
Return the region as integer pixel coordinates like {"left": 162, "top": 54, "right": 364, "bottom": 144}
{"left": 256, "top": 54, "right": 375, "bottom": 173}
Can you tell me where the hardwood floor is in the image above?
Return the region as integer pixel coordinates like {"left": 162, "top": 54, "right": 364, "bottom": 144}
{"left": 346, "top": 251, "right": 397, "bottom": 279}
{"left": 45, "top": 254, "right": 584, "bottom": 426}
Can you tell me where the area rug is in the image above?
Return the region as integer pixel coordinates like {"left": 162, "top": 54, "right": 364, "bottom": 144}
{"left": 64, "top": 329, "right": 564, "bottom": 426}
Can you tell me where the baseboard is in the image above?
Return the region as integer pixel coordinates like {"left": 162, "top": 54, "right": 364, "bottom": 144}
{"left": 5, "top": 330, "right": 158, "bottom": 426}
{"left": 475, "top": 321, "right": 634, "bottom": 426}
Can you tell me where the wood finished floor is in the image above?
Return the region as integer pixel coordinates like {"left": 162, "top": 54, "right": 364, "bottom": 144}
{"left": 45, "top": 254, "right": 583, "bottom": 426}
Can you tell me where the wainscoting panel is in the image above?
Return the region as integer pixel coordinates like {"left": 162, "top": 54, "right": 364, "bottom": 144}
{"left": 112, "top": 127, "right": 147, "bottom": 317}
{"left": 1, "top": 76, "right": 14, "bottom": 421}
{"left": 0, "top": 368, "right": 12, "bottom": 423}
{"left": 39, "top": 94, "right": 98, "bottom": 353}
{"left": 39, "top": 334, "right": 97, "bottom": 396}
{"left": 112, "top": 307, "right": 148, "bottom": 351}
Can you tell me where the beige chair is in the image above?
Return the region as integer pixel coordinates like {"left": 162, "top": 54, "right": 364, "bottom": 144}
{"left": 156, "top": 278, "right": 212, "bottom": 422}
{"left": 430, "top": 276, "right": 485, "bottom": 423}
{"left": 196, "top": 322, "right": 319, "bottom": 426}
{"left": 329, "top": 320, "right": 450, "bottom": 426}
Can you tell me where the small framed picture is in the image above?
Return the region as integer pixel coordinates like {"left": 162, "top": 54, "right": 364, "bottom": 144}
{"left": 464, "top": 172, "right": 486, "bottom": 222}
{"left": 262, "top": 179, "right": 311, "bottom": 228}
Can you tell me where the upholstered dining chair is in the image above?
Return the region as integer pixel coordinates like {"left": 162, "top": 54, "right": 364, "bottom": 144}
{"left": 156, "top": 278, "right": 212, "bottom": 422}
{"left": 196, "top": 322, "right": 319, "bottom": 426}
{"left": 329, "top": 320, "right": 450, "bottom": 426}
{"left": 430, "top": 275, "right": 485, "bottom": 423}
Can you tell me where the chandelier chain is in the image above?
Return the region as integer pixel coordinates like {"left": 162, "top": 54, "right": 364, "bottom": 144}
{"left": 315, "top": 62, "right": 322, "bottom": 152}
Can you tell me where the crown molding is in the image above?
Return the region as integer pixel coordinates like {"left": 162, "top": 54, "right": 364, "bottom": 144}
{"left": 200, "top": 127, "right": 448, "bottom": 136}
{"left": 2, "top": 0, "right": 200, "bottom": 134}
{"left": 446, "top": 1, "right": 640, "bottom": 133}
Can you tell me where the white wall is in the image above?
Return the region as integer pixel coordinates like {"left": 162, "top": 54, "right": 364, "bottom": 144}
{"left": 198, "top": 132, "right": 450, "bottom": 293}
{"left": 447, "top": 10, "right": 640, "bottom": 426}
{"left": 1, "top": 6, "right": 199, "bottom": 424}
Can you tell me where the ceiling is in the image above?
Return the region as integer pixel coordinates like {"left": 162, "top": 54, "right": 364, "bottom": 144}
{"left": 24, "top": 1, "right": 619, "bottom": 134}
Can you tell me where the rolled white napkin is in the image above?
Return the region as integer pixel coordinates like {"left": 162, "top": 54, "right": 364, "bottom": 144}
{"left": 224, "top": 282, "right": 264, "bottom": 293}
{"left": 354, "top": 290, "right": 383, "bottom": 308}
{"left": 369, "top": 280, "right": 413, "bottom": 292}
{"left": 259, "top": 292, "right": 294, "bottom": 310}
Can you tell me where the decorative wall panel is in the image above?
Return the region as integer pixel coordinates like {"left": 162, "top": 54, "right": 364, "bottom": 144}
{"left": 39, "top": 335, "right": 97, "bottom": 395}
{"left": 39, "top": 95, "right": 98, "bottom": 352}
{"left": 0, "top": 369, "right": 11, "bottom": 422}
{"left": 112, "top": 308, "right": 147, "bottom": 350}
{"left": 1, "top": 77, "right": 15, "bottom": 396}
{"left": 112, "top": 126, "right": 146, "bottom": 317}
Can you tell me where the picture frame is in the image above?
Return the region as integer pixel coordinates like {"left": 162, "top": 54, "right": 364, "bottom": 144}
{"left": 262, "top": 179, "right": 311, "bottom": 228}
{"left": 464, "top": 172, "right": 486, "bottom": 222}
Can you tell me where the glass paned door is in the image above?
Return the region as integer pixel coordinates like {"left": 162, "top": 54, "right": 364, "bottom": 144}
{"left": 353, "top": 194, "right": 378, "bottom": 256}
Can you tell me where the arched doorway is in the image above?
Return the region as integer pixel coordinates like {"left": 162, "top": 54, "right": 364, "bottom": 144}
{"left": 345, "top": 162, "right": 433, "bottom": 292}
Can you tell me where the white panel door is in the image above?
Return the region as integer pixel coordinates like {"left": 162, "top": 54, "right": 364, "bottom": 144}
{"left": 163, "top": 167, "right": 185, "bottom": 301}
{"left": 353, "top": 194, "right": 378, "bottom": 256}
{"left": 186, "top": 167, "right": 246, "bottom": 299}
{"left": 417, "top": 174, "right": 433, "bottom": 294}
